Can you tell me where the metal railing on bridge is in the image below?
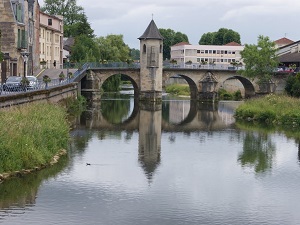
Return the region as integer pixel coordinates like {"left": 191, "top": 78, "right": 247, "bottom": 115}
{"left": 0, "top": 63, "right": 90, "bottom": 96}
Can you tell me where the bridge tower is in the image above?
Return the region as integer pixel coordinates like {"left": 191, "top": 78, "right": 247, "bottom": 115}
{"left": 138, "top": 20, "right": 164, "bottom": 102}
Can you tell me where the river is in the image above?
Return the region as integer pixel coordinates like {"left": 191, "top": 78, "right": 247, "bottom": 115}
{"left": 1, "top": 94, "right": 300, "bottom": 225}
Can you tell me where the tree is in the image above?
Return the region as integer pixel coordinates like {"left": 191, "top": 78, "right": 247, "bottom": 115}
{"left": 238, "top": 35, "right": 278, "bottom": 84}
{"left": 130, "top": 48, "right": 140, "bottom": 61}
{"left": 159, "top": 28, "right": 189, "bottom": 60}
{"left": 95, "top": 34, "right": 131, "bottom": 62}
{"left": 64, "top": 13, "right": 94, "bottom": 38}
{"left": 199, "top": 28, "right": 241, "bottom": 45}
{"left": 41, "top": 0, "right": 94, "bottom": 38}
{"left": 71, "top": 35, "right": 100, "bottom": 62}
{"left": 41, "top": 0, "right": 84, "bottom": 25}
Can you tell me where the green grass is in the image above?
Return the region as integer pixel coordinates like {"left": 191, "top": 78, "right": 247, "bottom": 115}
{"left": 0, "top": 103, "right": 70, "bottom": 173}
{"left": 165, "top": 84, "right": 190, "bottom": 96}
{"left": 235, "top": 94, "right": 300, "bottom": 126}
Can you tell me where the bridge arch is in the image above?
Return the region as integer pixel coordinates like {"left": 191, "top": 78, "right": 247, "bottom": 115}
{"left": 165, "top": 73, "right": 199, "bottom": 99}
{"left": 219, "top": 75, "right": 256, "bottom": 98}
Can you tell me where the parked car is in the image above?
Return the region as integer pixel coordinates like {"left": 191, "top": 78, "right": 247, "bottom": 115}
{"left": 26, "top": 76, "right": 39, "bottom": 90}
{"left": 2, "top": 76, "right": 25, "bottom": 92}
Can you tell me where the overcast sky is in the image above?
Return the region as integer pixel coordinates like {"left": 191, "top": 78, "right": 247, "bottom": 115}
{"left": 39, "top": 0, "right": 300, "bottom": 49}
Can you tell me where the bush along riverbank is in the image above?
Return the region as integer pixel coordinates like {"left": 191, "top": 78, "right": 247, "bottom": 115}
{"left": 165, "top": 84, "right": 190, "bottom": 97}
{"left": 235, "top": 94, "right": 300, "bottom": 126}
{"left": 0, "top": 103, "right": 70, "bottom": 181}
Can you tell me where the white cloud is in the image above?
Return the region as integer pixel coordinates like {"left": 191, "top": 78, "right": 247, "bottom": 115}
{"left": 39, "top": 0, "right": 300, "bottom": 47}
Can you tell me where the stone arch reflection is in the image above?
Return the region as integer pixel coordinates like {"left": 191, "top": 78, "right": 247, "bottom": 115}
{"left": 100, "top": 96, "right": 139, "bottom": 126}
{"left": 162, "top": 100, "right": 198, "bottom": 126}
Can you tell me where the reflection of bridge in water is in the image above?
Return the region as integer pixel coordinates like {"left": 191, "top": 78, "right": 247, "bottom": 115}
{"left": 79, "top": 101, "right": 242, "bottom": 132}
{"left": 77, "top": 100, "right": 241, "bottom": 183}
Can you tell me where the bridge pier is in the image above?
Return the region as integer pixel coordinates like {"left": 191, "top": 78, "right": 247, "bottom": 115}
{"left": 198, "top": 72, "right": 218, "bottom": 102}
{"left": 80, "top": 71, "right": 101, "bottom": 102}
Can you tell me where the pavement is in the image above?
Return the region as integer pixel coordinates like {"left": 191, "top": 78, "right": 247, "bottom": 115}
{"left": 34, "top": 68, "right": 78, "bottom": 79}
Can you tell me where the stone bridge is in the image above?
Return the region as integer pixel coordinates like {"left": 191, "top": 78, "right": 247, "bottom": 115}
{"left": 79, "top": 67, "right": 287, "bottom": 101}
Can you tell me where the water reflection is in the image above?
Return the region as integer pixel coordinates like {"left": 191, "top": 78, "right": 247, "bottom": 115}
{"left": 138, "top": 109, "right": 161, "bottom": 183}
{"left": 2, "top": 98, "right": 300, "bottom": 225}
{"left": 0, "top": 156, "right": 68, "bottom": 215}
{"left": 238, "top": 132, "right": 276, "bottom": 173}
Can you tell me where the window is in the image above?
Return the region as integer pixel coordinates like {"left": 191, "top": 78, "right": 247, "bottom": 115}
{"left": 217, "top": 50, "right": 220, "bottom": 54}
{"left": 213, "top": 50, "right": 216, "bottom": 54}
{"left": 48, "top": 19, "right": 52, "bottom": 26}
{"left": 224, "top": 51, "right": 228, "bottom": 54}
{"left": 205, "top": 50, "right": 208, "bottom": 54}
{"left": 143, "top": 44, "right": 146, "bottom": 53}
{"left": 209, "top": 50, "right": 212, "bottom": 54}
{"left": 232, "top": 51, "right": 236, "bottom": 54}
{"left": 197, "top": 50, "right": 200, "bottom": 53}
{"left": 201, "top": 50, "right": 205, "bottom": 54}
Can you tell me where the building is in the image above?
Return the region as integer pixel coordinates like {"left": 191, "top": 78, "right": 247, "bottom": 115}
{"left": 276, "top": 40, "right": 300, "bottom": 69}
{"left": 170, "top": 42, "right": 244, "bottom": 69}
{"left": 39, "top": 11, "right": 63, "bottom": 69}
{"left": 274, "top": 37, "right": 294, "bottom": 49}
{"left": 0, "top": 0, "right": 39, "bottom": 82}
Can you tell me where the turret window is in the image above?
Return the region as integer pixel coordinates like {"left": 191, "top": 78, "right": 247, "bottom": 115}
{"left": 143, "top": 44, "right": 146, "bottom": 53}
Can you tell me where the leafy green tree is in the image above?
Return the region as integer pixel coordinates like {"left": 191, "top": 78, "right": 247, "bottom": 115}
{"left": 285, "top": 73, "right": 300, "bottom": 97}
{"left": 199, "top": 32, "right": 215, "bottom": 45}
{"left": 95, "top": 34, "right": 130, "bottom": 62}
{"left": 71, "top": 35, "right": 100, "bottom": 62}
{"left": 199, "top": 28, "right": 241, "bottom": 45}
{"left": 102, "top": 75, "right": 122, "bottom": 92}
{"left": 239, "top": 35, "right": 278, "bottom": 84}
{"left": 64, "top": 13, "right": 94, "bottom": 38}
{"left": 41, "top": 0, "right": 84, "bottom": 25}
{"left": 130, "top": 48, "right": 140, "bottom": 61}
{"left": 42, "top": 0, "right": 94, "bottom": 38}
{"left": 159, "top": 28, "right": 189, "bottom": 60}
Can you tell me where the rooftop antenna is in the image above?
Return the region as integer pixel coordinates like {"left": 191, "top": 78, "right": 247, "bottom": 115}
{"left": 285, "top": 33, "right": 287, "bottom": 38}
{"left": 152, "top": 13, "right": 154, "bottom": 20}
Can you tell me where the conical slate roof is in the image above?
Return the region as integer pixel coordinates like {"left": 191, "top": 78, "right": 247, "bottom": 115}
{"left": 138, "top": 20, "right": 164, "bottom": 40}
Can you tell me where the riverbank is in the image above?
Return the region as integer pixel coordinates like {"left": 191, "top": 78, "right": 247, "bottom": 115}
{"left": 235, "top": 94, "right": 300, "bottom": 126}
{"left": 0, "top": 103, "right": 70, "bottom": 180}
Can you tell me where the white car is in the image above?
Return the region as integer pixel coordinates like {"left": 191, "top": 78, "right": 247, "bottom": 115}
{"left": 26, "top": 76, "right": 39, "bottom": 90}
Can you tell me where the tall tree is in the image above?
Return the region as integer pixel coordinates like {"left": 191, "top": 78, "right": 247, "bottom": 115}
{"left": 159, "top": 28, "right": 189, "bottom": 60}
{"left": 41, "top": 0, "right": 94, "bottom": 37}
{"left": 199, "top": 28, "right": 241, "bottom": 45}
{"left": 41, "top": 0, "right": 84, "bottom": 25}
{"left": 71, "top": 35, "right": 100, "bottom": 62}
{"left": 199, "top": 32, "right": 215, "bottom": 45}
{"left": 130, "top": 48, "right": 140, "bottom": 61}
{"left": 239, "top": 35, "right": 278, "bottom": 84}
{"left": 95, "top": 34, "right": 131, "bottom": 62}
{"left": 64, "top": 13, "right": 94, "bottom": 38}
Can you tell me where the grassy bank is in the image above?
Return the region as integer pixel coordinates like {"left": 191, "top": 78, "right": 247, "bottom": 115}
{"left": 235, "top": 94, "right": 300, "bottom": 126}
{"left": 165, "top": 84, "right": 190, "bottom": 96}
{"left": 0, "top": 103, "right": 70, "bottom": 173}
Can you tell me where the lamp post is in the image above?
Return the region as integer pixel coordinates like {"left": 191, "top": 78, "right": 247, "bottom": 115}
{"left": 66, "top": 54, "right": 70, "bottom": 82}
{"left": 21, "top": 51, "right": 30, "bottom": 77}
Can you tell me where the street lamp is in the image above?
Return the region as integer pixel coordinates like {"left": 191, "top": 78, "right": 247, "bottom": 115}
{"left": 21, "top": 51, "right": 30, "bottom": 77}
{"left": 66, "top": 54, "right": 70, "bottom": 82}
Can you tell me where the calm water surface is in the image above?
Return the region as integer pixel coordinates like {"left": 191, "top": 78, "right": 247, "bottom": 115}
{"left": 1, "top": 95, "right": 300, "bottom": 225}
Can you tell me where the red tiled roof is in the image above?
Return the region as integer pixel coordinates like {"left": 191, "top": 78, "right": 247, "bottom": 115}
{"left": 172, "top": 42, "right": 191, "bottom": 46}
{"left": 223, "top": 42, "right": 241, "bottom": 46}
{"left": 274, "top": 37, "right": 294, "bottom": 45}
